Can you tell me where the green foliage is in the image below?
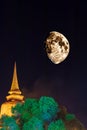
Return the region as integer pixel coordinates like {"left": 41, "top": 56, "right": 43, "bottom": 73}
{"left": 48, "top": 119, "right": 66, "bottom": 130}
{"left": 12, "top": 96, "right": 59, "bottom": 123}
{"left": 22, "top": 117, "right": 44, "bottom": 130}
{"left": 12, "top": 99, "right": 39, "bottom": 123}
{"left": 24, "top": 98, "right": 40, "bottom": 117}
{"left": 12, "top": 103, "right": 23, "bottom": 116}
{"left": 39, "top": 96, "right": 59, "bottom": 122}
{"left": 0, "top": 115, "right": 20, "bottom": 130}
{"left": 21, "top": 98, "right": 37, "bottom": 112}
{"left": 0, "top": 96, "right": 77, "bottom": 130}
{"left": 65, "top": 113, "right": 75, "bottom": 121}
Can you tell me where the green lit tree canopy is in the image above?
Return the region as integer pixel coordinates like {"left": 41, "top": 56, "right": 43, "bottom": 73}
{"left": 48, "top": 119, "right": 66, "bottom": 130}
{"left": 0, "top": 96, "right": 86, "bottom": 130}
{"left": 65, "top": 113, "right": 75, "bottom": 121}
{"left": 22, "top": 117, "right": 44, "bottom": 130}
{"left": 0, "top": 116, "right": 20, "bottom": 130}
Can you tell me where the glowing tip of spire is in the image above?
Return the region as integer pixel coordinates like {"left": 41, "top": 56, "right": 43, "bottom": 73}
{"left": 8, "top": 62, "right": 21, "bottom": 95}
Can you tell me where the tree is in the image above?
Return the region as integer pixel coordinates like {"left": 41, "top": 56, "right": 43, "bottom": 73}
{"left": 48, "top": 119, "right": 66, "bottom": 130}
{"left": 0, "top": 115, "right": 20, "bottom": 130}
{"left": 22, "top": 117, "right": 44, "bottom": 130}
{"left": 12, "top": 98, "right": 39, "bottom": 123}
{"left": 0, "top": 96, "right": 85, "bottom": 130}
{"left": 65, "top": 113, "right": 75, "bottom": 121}
{"left": 39, "top": 96, "right": 59, "bottom": 122}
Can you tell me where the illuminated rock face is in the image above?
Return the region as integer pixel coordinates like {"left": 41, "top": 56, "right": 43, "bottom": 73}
{"left": 0, "top": 63, "right": 24, "bottom": 117}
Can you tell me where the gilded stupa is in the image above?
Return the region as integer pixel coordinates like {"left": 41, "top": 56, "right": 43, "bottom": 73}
{"left": 0, "top": 62, "right": 24, "bottom": 117}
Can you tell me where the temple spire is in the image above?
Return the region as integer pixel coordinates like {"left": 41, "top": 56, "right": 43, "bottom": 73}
{"left": 0, "top": 62, "right": 24, "bottom": 117}
{"left": 8, "top": 62, "right": 21, "bottom": 95}
{"left": 6, "top": 62, "right": 24, "bottom": 101}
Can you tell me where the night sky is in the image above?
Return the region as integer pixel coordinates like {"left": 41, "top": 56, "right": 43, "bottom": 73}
{"left": 0, "top": 0, "right": 87, "bottom": 128}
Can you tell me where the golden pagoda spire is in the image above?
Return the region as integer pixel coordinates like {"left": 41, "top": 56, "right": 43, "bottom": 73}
{"left": 8, "top": 62, "right": 21, "bottom": 95}
{"left": 6, "top": 62, "right": 24, "bottom": 101}
{"left": 0, "top": 62, "right": 24, "bottom": 117}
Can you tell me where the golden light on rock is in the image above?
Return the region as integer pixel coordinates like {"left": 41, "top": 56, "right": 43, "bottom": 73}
{"left": 0, "top": 62, "right": 24, "bottom": 117}
{"left": 45, "top": 31, "right": 70, "bottom": 64}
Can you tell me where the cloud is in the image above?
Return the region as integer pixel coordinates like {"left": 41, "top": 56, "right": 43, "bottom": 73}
{"left": 22, "top": 76, "right": 65, "bottom": 100}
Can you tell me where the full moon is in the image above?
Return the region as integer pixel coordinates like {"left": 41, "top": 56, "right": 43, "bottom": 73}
{"left": 45, "top": 31, "right": 70, "bottom": 64}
